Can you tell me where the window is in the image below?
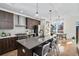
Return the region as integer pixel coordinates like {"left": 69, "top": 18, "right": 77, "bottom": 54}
{"left": 52, "top": 19, "right": 64, "bottom": 33}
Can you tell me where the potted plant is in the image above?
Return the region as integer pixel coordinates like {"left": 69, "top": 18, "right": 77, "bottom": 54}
{"left": 1, "top": 32, "right": 6, "bottom": 37}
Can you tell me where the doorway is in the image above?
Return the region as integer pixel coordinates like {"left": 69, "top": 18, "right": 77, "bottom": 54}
{"left": 76, "top": 26, "right": 79, "bottom": 44}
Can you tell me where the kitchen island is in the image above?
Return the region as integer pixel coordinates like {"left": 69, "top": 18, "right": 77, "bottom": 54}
{"left": 17, "top": 36, "right": 53, "bottom": 56}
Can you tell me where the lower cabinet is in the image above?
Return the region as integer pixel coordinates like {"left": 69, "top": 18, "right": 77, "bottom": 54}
{"left": 0, "top": 37, "right": 18, "bottom": 55}
{"left": 17, "top": 44, "right": 32, "bottom": 56}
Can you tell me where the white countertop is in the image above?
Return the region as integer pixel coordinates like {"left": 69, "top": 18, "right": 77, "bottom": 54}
{"left": 0, "top": 35, "right": 16, "bottom": 39}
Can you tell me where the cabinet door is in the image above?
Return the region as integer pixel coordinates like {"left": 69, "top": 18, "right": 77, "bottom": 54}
{"left": 2, "top": 38, "right": 9, "bottom": 53}
{"left": 0, "top": 10, "right": 4, "bottom": 22}
{"left": 26, "top": 18, "right": 40, "bottom": 29}
{"left": 0, "top": 37, "right": 17, "bottom": 55}
{"left": 0, "top": 39, "right": 8, "bottom": 55}
{"left": 0, "top": 39, "right": 3, "bottom": 54}
{"left": 0, "top": 10, "right": 13, "bottom": 29}
{"left": 9, "top": 37, "right": 16, "bottom": 50}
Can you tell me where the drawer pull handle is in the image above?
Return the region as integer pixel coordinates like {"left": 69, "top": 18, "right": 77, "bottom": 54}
{"left": 22, "top": 49, "right": 25, "bottom": 53}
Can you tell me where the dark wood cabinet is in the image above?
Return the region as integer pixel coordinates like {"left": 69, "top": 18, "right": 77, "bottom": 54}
{"left": 26, "top": 18, "right": 40, "bottom": 29}
{"left": 17, "top": 44, "right": 32, "bottom": 56}
{"left": 0, "top": 10, "right": 13, "bottom": 29}
{"left": 0, "top": 37, "right": 18, "bottom": 55}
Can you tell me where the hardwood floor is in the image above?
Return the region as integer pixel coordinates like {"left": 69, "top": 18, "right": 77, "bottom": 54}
{"left": 1, "top": 50, "right": 17, "bottom": 56}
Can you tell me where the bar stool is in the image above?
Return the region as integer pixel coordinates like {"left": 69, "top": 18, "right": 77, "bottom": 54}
{"left": 33, "top": 42, "right": 50, "bottom": 56}
{"left": 51, "top": 38, "right": 59, "bottom": 56}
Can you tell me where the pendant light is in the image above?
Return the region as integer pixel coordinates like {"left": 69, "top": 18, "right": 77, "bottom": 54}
{"left": 49, "top": 9, "right": 52, "bottom": 22}
{"left": 49, "top": 9, "right": 52, "bottom": 20}
{"left": 49, "top": 9, "right": 52, "bottom": 35}
{"left": 35, "top": 3, "right": 39, "bottom": 16}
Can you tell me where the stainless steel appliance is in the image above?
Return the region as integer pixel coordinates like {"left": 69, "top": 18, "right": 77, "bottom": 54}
{"left": 15, "top": 33, "right": 27, "bottom": 40}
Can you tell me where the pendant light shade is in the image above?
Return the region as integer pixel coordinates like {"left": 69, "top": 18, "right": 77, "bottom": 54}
{"left": 35, "top": 11, "right": 39, "bottom": 16}
{"left": 49, "top": 9, "right": 52, "bottom": 20}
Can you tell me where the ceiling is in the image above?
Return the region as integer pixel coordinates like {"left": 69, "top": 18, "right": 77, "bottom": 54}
{"left": 0, "top": 3, "right": 79, "bottom": 19}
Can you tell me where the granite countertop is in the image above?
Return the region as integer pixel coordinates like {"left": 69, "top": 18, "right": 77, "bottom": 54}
{"left": 17, "top": 36, "right": 53, "bottom": 50}
{"left": 0, "top": 35, "right": 16, "bottom": 39}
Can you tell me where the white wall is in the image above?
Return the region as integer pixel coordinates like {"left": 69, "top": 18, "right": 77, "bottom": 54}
{"left": 52, "top": 15, "right": 79, "bottom": 39}
{"left": 0, "top": 14, "right": 27, "bottom": 35}
{"left": 64, "top": 16, "right": 79, "bottom": 39}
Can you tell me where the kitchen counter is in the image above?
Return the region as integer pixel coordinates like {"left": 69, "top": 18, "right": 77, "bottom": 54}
{"left": 17, "top": 36, "right": 53, "bottom": 50}
{"left": 17, "top": 36, "right": 53, "bottom": 56}
{"left": 0, "top": 35, "right": 16, "bottom": 39}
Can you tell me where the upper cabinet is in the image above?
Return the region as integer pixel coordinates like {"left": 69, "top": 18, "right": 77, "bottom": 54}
{"left": 0, "top": 10, "right": 13, "bottom": 29}
{"left": 26, "top": 18, "right": 40, "bottom": 29}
